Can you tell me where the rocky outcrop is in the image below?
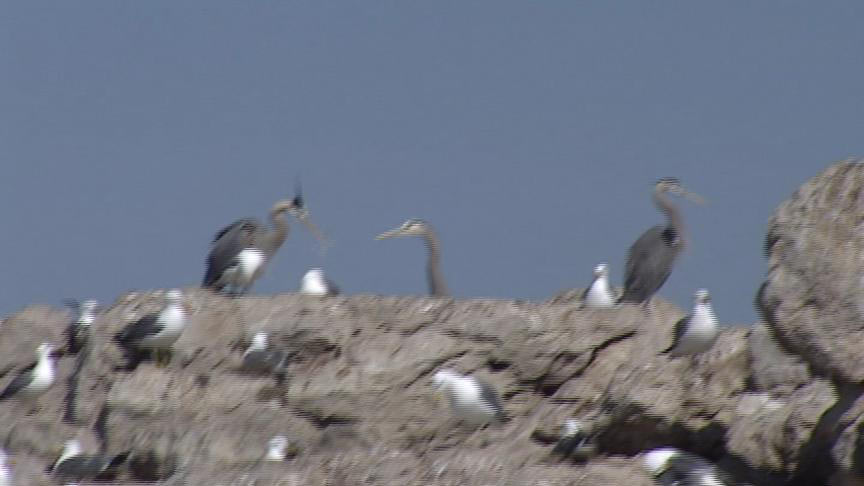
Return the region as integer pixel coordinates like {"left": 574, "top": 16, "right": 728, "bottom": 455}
{"left": 2, "top": 159, "right": 864, "bottom": 484}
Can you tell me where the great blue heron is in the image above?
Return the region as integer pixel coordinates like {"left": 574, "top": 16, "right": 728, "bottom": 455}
{"left": 203, "top": 193, "right": 324, "bottom": 295}
{"left": 619, "top": 178, "right": 703, "bottom": 305}
{"left": 114, "top": 290, "right": 187, "bottom": 367}
{"left": 376, "top": 219, "right": 449, "bottom": 297}
{"left": 642, "top": 447, "right": 733, "bottom": 486}
{"left": 662, "top": 288, "right": 719, "bottom": 357}
{"left": 48, "top": 439, "right": 129, "bottom": 482}
{"left": 582, "top": 263, "right": 616, "bottom": 309}
{"left": 300, "top": 268, "right": 341, "bottom": 296}
{"left": 431, "top": 369, "right": 508, "bottom": 426}
{"left": 0, "top": 343, "right": 57, "bottom": 403}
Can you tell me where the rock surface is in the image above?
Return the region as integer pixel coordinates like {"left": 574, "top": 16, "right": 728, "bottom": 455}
{"left": 2, "top": 160, "right": 864, "bottom": 484}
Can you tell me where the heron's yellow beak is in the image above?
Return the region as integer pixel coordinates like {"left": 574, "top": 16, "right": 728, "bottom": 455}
{"left": 376, "top": 228, "right": 402, "bottom": 240}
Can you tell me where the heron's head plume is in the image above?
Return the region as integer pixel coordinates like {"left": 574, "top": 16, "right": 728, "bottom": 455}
{"left": 656, "top": 177, "right": 704, "bottom": 204}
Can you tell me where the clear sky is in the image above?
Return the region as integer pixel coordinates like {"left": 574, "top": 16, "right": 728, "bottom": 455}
{"left": 2, "top": 2, "right": 862, "bottom": 324}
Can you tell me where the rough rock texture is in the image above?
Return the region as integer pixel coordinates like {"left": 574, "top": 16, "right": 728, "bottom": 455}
{"left": 3, "top": 160, "right": 864, "bottom": 484}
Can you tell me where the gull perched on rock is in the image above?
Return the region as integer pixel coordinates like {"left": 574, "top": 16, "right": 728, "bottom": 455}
{"left": 552, "top": 419, "right": 596, "bottom": 460}
{"left": 48, "top": 439, "right": 128, "bottom": 482}
{"left": 582, "top": 263, "right": 616, "bottom": 309}
{"left": 432, "top": 369, "right": 508, "bottom": 426}
{"left": 663, "top": 289, "right": 719, "bottom": 357}
{"left": 63, "top": 299, "right": 99, "bottom": 354}
{"left": 265, "top": 436, "right": 290, "bottom": 462}
{"left": 241, "top": 332, "right": 291, "bottom": 384}
{"left": 114, "top": 290, "right": 187, "bottom": 367}
{"left": 642, "top": 447, "right": 732, "bottom": 485}
{"left": 0, "top": 343, "right": 57, "bottom": 411}
{"left": 0, "top": 449, "right": 12, "bottom": 486}
{"left": 300, "top": 268, "right": 341, "bottom": 296}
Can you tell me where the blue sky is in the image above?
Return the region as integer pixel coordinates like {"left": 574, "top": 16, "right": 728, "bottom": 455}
{"left": 2, "top": 2, "right": 862, "bottom": 324}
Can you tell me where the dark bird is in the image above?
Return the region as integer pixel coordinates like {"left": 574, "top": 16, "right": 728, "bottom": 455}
{"left": 48, "top": 439, "right": 129, "bottom": 482}
{"left": 642, "top": 447, "right": 733, "bottom": 486}
{"left": 619, "top": 178, "right": 703, "bottom": 305}
{"left": 63, "top": 299, "right": 99, "bottom": 354}
{"left": 203, "top": 192, "right": 325, "bottom": 296}
{"left": 552, "top": 419, "right": 597, "bottom": 460}
{"left": 377, "top": 219, "right": 449, "bottom": 297}
{"left": 300, "top": 268, "right": 341, "bottom": 296}
{"left": 114, "top": 290, "right": 187, "bottom": 367}
{"left": 662, "top": 289, "right": 719, "bottom": 357}
{"left": 0, "top": 343, "right": 57, "bottom": 403}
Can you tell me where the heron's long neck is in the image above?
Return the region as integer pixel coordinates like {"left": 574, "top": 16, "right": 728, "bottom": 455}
{"left": 422, "top": 231, "right": 448, "bottom": 297}
{"left": 653, "top": 191, "right": 685, "bottom": 247}
{"left": 266, "top": 210, "right": 289, "bottom": 255}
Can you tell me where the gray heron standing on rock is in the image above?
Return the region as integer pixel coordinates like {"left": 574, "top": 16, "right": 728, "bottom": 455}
{"left": 377, "top": 219, "right": 449, "bottom": 297}
{"left": 203, "top": 193, "right": 325, "bottom": 296}
{"left": 619, "top": 178, "right": 703, "bottom": 305}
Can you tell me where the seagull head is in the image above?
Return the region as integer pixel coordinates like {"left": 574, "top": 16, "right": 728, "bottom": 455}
{"left": 266, "top": 435, "right": 288, "bottom": 461}
{"left": 593, "top": 263, "right": 609, "bottom": 279}
{"left": 250, "top": 332, "right": 269, "bottom": 352}
{"left": 694, "top": 288, "right": 711, "bottom": 305}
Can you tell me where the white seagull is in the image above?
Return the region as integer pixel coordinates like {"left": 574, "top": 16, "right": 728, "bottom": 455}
{"left": 432, "top": 369, "right": 507, "bottom": 426}
{"left": 663, "top": 289, "right": 719, "bottom": 357}
{"left": 114, "top": 290, "right": 187, "bottom": 366}
{"left": 582, "top": 263, "right": 616, "bottom": 309}
{"left": 265, "top": 435, "right": 289, "bottom": 462}
{"left": 300, "top": 268, "right": 341, "bottom": 296}
{"left": 0, "top": 343, "right": 57, "bottom": 407}
{"left": 642, "top": 447, "right": 731, "bottom": 486}
{"left": 64, "top": 299, "right": 99, "bottom": 354}
{"left": 49, "top": 439, "right": 128, "bottom": 482}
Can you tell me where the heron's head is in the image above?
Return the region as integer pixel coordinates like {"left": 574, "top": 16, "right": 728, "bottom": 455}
{"left": 593, "top": 263, "right": 609, "bottom": 278}
{"left": 376, "top": 219, "right": 430, "bottom": 239}
{"left": 641, "top": 447, "right": 678, "bottom": 476}
{"left": 694, "top": 288, "right": 711, "bottom": 304}
{"left": 655, "top": 177, "right": 704, "bottom": 203}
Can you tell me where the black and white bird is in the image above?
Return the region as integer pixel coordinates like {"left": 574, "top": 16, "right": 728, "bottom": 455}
{"left": 552, "top": 419, "right": 596, "bottom": 459}
{"left": 582, "top": 263, "right": 616, "bottom": 309}
{"left": 432, "top": 369, "right": 507, "bottom": 426}
{"left": 49, "top": 439, "right": 128, "bottom": 482}
{"left": 663, "top": 289, "right": 719, "bottom": 357}
{"left": 203, "top": 193, "right": 325, "bottom": 296}
{"left": 265, "top": 435, "right": 289, "bottom": 462}
{"left": 300, "top": 268, "right": 341, "bottom": 296}
{"left": 114, "top": 290, "right": 187, "bottom": 366}
{"left": 0, "top": 448, "right": 12, "bottom": 486}
{"left": 63, "top": 299, "right": 99, "bottom": 354}
{"left": 0, "top": 343, "right": 57, "bottom": 404}
{"left": 642, "top": 447, "right": 731, "bottom": 486}
{"left": 241, "top": 332, "right": 291, "bottom": 383}
{"left": 620, "top": 178, "right": 703, "bottom": 306}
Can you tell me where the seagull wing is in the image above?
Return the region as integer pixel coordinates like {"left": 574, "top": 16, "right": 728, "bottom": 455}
{"left": 115, "top": 314, "right": 163, "bottom": 347}
{"left": 0, "top": 362, "right": 37, "bottom": 400}
{"left": 662, "top": 314, "right": 690, "bottom": 354}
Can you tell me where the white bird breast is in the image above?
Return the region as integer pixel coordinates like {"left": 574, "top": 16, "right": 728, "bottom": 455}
{"left": 443, "top": 379, "right": 498, "bottom": 425}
